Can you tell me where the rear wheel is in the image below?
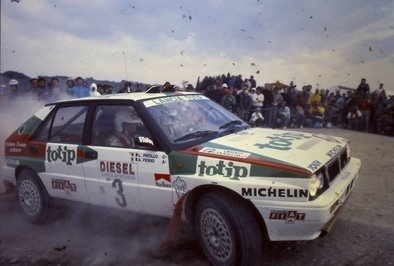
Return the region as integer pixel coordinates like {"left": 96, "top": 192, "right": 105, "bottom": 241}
{"left": 194, "top": 193, "right": 263, "bottom": 266}
{"left": 16, "top": 169, "right": 50, "bottom": 224}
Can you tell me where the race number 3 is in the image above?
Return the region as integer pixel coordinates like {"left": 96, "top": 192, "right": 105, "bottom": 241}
{"left": 112, "top": 179, "right": 127, "bottom": 207}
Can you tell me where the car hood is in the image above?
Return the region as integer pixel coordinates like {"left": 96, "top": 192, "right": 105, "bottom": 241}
{"left": 188, "top": 127, "right": 348, "bottom": 175}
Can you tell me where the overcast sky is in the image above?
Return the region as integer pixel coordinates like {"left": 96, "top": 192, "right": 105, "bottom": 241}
{"left": 1, "top": 0, "right": 394, "bottom": 93}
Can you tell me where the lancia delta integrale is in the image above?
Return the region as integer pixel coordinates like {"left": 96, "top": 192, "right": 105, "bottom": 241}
{"left": 3, "top": 92, "right": 361, "bottom": 266}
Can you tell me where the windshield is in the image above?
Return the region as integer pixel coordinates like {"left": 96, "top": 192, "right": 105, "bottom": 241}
{"left": 143, "top": 94, "right": 248, "bottom": 144}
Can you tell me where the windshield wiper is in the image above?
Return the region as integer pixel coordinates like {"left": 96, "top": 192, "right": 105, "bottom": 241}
{"left": 174, "top": 130, "right": 218, "bottom": 142}
{"left": 219, "top": 120, "right": 243, "bottom": 130}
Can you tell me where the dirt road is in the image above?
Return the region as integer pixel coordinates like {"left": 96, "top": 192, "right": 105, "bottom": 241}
{"left": 1, "top": 128, "right": 394, "bottom": 265}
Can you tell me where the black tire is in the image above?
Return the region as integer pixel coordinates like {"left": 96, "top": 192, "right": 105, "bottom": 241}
{"left": 16, "top": 169, "right": 50, "bottom": 224}
{"left": 194, "top": 193, "right": 263, "bottom": 266}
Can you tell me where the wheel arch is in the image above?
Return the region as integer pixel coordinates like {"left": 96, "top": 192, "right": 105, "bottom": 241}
{"left": 15, "top": 166, "right": 49, "bottom": 194}
{"left": 183, "top": 184, "right": 269, "bottom": 240}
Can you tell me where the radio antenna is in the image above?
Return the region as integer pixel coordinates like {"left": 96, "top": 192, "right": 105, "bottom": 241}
{"left": 123, "top": 51, "right": 129, "bottom": 81}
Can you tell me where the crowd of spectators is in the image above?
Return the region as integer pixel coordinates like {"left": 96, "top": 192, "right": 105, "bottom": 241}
{"left": 198, "top": 73, "right": 394, "bottom": 136}
{"left": 2, "top": 73, "right": 393, "bottom": 137}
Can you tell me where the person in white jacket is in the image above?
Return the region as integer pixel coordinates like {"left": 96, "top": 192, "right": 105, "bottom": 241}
{"left": 249, "top": 107, "right": 264, "bottom": 127}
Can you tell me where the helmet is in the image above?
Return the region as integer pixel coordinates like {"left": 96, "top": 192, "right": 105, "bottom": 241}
{"left": 9, "top": 79, "right": 18, "bottom": 86}
{"left": 114, "top": 110, "right": 139, "bottom": 133}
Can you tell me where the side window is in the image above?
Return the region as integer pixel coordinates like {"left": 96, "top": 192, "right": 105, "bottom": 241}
{"left": 33, "top": 111, "right": 55, "bottom": 142}
{"left": 91, "top": 105, "right": 152, "bottom": 148}
{"left": 49, "top": 106, "right": 88, "bottom": 144}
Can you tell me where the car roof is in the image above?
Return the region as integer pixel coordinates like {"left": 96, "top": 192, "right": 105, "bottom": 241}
{"left": 46, "top": 92, "right": 200, "bottom": 105}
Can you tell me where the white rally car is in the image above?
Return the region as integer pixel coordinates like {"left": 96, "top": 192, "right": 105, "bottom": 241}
{"left": 3, "top": 92, "right": 361, "bottom": 266}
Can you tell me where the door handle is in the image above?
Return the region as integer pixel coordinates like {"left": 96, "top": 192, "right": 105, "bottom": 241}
{"left": 85, "top": 151, "right": 98, "bottom": 159}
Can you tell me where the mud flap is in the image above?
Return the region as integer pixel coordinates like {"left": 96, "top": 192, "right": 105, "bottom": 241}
{"left": 160, "top": 193, "right": 187, "bottom": 247}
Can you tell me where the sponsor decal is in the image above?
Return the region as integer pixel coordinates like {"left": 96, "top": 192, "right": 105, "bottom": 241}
{"left": 241, "top": 187, "right": 309, "bottom": 198}
{"left": 199, "top": 147, "right": 250, "bottom": 159}
{"left": 269, "top": 210, "right": 306, "bottom": 223}
{"left": 5, "top": 141, "right": 27, "bottom": 153}
{"left": 197, "top": 159, "right": 249, "bottom": 180}
{"left": 99, "top": 160, "right": 136, "bottom": 179}
{"left": 307, "top": 160, "right": 322, "bottom": 172}
{"left": 46, "top": 145, "right": 76, "bottom": 165}
{"left": 155, "top": 173, "right": 172, "bottom": 188}
{"left": 326, "top": 145, "right": 343, "bottom": 158}
{"left": 173, "top": 176, "right": 187, "bottom": 199}
{"left": 254, "top": 132, "right": 312, "bottom": 151}
{"left": 52, "top": 179, "right": 77, "bottom": 193}
{"left": 138, "top": 136, "right": 154, "bottom": 146}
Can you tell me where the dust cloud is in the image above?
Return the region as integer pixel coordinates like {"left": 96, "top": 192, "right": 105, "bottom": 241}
{"left": 0, "top": 93, "right": 205, "bottom": 265}
{"left": 0, "top": 93, "right": 50, "bottom": 192}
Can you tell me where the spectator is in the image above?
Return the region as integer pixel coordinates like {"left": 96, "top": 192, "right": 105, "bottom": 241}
{"left": 374, "top": 83, "right": 384, "bottom": 95}
{"left": 249, "top": 107, "right": 264, "bottom": 127}
{"left": 49, "top": 77, "right": 62, "bottom": 100}
{"left": 287, "top": 83, "right": 298, "bottom": 111}
{"left": 269, "top": 87, "right": 283, "bottom": 127}
{"left": 376, "top": 105, "right": 394, "bottom": 135}
{"left": 371, "top": 90, "right": 388, "bottom": 132}
{"left": 310, "top": 88, "right": 322, "bottom": 106}
{"left": 234, "top": 74, "right": 243, "bottom": 91}
{"left": 347, "top": 106, "right": 363, "bottom": 130}
{"left": 71, "top": 77, "right": 90, "bottom": 98}
{"left": 238, "top": 88, "right": 252, "bottom": 121}
{"left": 209, "top": 83, "right": 226, "bottom": 104}
{"left": 37, "top": 76, "right": 49, "bottom": 101}
{"left": 249, "top": 75, "right": 256, "bottom": 89}
{"left": 358, "top": 94, "right": 373, "bottom": 132}
{"left": 220, "top": 87, "right": 236, "bottom": 112}
{"left": 119, "top": 81, "right": 132, "bottom": 93}
{"left": 90, "top": 83, "right": 101, "bottom": 96}
{"left": 294, "top": 103, "right": 305, "bottom": 128}
{"left": 277, "top": 101, "right": 291, "bottom": 129}
{"left": 8, "top": 79, "right": 20, "bottom": 100}
{"left": 29, "top": 78, "right": 40, "bottom": 97}
{"left": 251, "top": 87, "right": 264, "bottom": 112}
{"left": 135, "top": 83, "right": 143, "bottom": 92}
{"left": 356, "top": 78, "right": 370, "bottom": 97}
{"left": 65, "top": 78, "right": 74, "bottom": 95}
{"left": 307, "top": 102, "right": 325, "bottom": 128}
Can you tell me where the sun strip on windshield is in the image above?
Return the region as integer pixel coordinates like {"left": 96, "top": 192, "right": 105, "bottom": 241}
{"left": 143, "top": 95, "right": 206, "bottom": 107}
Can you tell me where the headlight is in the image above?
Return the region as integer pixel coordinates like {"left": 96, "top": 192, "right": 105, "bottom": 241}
{"left": 309, "top": 173, "right": 324, "bottom": 197}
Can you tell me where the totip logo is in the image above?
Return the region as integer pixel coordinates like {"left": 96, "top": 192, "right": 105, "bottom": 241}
{"left": 197, "top": 158, "right": 250, "bottom": 180}
{"left": 46, "top": 145, "right": 76, "bottom": 165}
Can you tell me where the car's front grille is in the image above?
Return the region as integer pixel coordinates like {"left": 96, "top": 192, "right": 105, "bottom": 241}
{"left": 325, "top": 148, "right": 349, "bottom": 183}
{"left": 310, "top": 148, "right": 350, "bottom": 201}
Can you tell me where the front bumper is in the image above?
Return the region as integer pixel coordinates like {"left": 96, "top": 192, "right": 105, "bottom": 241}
{"left": 254, "top": 157, "right": 361, "bottom": 241}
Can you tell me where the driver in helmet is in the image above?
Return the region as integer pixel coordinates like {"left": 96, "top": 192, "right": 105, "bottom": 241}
{"left": 104, "top": 109, "right": 140, "bottom": 147}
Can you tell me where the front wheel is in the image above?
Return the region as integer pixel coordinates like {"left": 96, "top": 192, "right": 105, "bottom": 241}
{"left": 194, "top": 193, "right": 263, "bottom": 266}
{"left": 16, "top": 169, "right": 50, "bottom": 224}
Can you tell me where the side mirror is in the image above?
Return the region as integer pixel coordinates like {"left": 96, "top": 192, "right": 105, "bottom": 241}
{"left": 134, "top": 136, "right": 155, "bottom": 149}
